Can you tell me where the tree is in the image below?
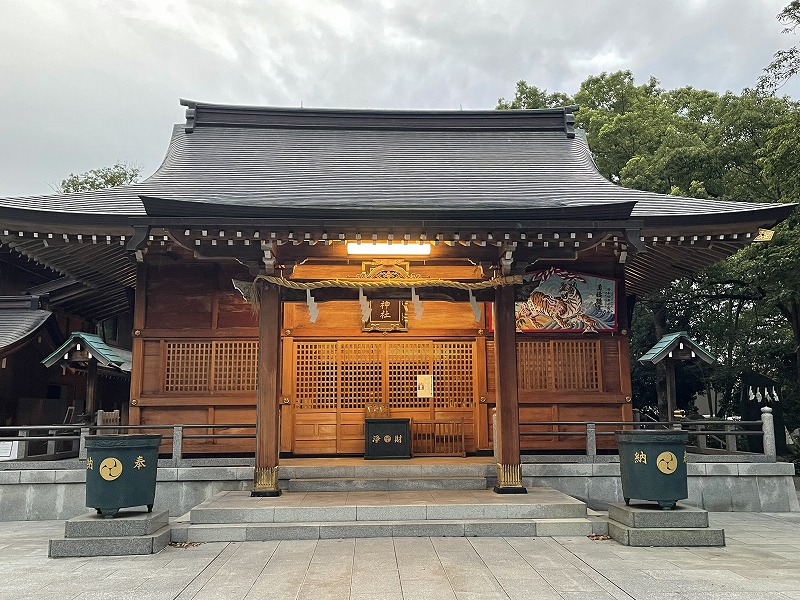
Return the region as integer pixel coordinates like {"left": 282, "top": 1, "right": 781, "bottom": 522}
{"left": 55, "top": 162, "right": 141, "bottom": 193}
{"left": 497, "top": 71, "right": 800, "bottom": 426}
{"left": 497, "top": 81, "right": 572, "bottom": 110}
{"left": 758, "top": 1, "right": 800, "bottom": 93}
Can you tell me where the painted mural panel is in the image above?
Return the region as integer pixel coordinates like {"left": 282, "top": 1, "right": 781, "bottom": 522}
{"left": 515, "top": 268, "right": 617, "bottom": 333}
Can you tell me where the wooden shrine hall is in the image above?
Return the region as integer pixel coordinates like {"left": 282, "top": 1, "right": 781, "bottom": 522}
{"left": 0, "top": 101, "right": 793, "bottom": 495}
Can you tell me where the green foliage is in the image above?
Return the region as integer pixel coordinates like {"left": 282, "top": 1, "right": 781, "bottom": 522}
{"left": 56, "top": 162, "right": 141, "bottom": 193}
{"left": 497, "top": 65, "right": 800, "bottom": 426}
{"left": 497, "top": 81, "right": 572, "bottom": 110}
{"left": 758, "top": 1, "right": 800, "bottom": 93}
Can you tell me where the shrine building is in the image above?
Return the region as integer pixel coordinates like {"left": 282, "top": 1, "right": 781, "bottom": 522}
{"left": 0, "top": 101, "right": 793, "bottom": 495}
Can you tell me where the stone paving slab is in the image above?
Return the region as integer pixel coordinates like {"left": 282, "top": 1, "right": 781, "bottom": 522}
{"left": 3, "top": 513, "right": 800, "bottom": 599}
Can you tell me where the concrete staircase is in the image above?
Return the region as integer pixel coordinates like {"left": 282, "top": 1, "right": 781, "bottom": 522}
{"left": 279, "top": 460, "right": 492, "bottom": 492}
{"left": 167, "top": 460, "right": 607, "bottom": 542}
{"left": 171, "top": 487, "right": 603, "bottom": 542}
{"left": 607, "top": 503, "right": 725, "bottom": 546}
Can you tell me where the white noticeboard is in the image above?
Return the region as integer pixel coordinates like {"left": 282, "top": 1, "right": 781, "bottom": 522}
{"left": 416, "top": 374, "right": 433, "bottom": 398}
{"left": 0, "top": 441, "right": 18, "bottom": 461}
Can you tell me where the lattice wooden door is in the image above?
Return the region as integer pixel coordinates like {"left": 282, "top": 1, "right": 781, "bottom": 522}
{"left": 290, "top": 340, "right": 477, "bottom": 455}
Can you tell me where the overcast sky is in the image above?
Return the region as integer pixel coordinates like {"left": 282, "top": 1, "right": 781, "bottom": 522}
{"left": 1, "top": 0, "right": 798, "bottom": 197}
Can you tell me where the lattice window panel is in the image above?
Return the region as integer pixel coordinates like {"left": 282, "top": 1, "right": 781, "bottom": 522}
{"left": 388, "top": 342, "right": 432, "bottom": 409}
{"left": 487, "top": 339, "right": 601, "bottom": 392}
{"left": 212, "top": 341, "right": 258, "bottom": 391}
{"left": 433, "top": 342, "right": 475, "bottom": 408}
{"left": 517, "top": 341, "right": 551, "bottom": 390}
{"left": 164, "top": 342, "right": 212, "bottom": 392}
{"left": 339, "top": 342, "right": 383, "bottom": 409}
{"left": 295, "top": 342, "right": 338, "bottom": 410}
{"left": 551, "top": 340, "right": 600, "bottom": 390}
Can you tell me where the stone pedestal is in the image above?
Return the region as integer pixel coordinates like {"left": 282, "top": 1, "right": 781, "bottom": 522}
{"left": 49, "top": 510, "right": 171, "bottom": 557}
{"left": 607, "top": 502, "right": 724, "bottom": 546}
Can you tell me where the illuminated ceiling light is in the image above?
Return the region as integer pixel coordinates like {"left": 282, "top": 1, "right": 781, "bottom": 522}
{"left": 346, "top": 242, "right": 431, "bottom": 256}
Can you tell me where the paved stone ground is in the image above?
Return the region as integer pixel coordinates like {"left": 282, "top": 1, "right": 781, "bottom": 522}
{"left": 2, "top": 513, "right": 800, "bottom": 600}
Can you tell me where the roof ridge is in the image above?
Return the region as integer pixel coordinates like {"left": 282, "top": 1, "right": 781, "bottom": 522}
{"left": 179, "top": 99, "right": 578, "bottom": 137}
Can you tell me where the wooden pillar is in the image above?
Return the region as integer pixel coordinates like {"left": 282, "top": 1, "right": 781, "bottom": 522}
{"left": 85, "top": 358, "right": 98, "bottom": 419}
{"left": 492, "top": 284, "right": 526, "bottom": 494}
{"left": 129, "top": 262, "right": 147, "bottom": 426}
{"left": 252, "top": 281, "right": 282, "bottom": 496}
{"left": 665, "top": 359, "right": 677, "bottom": 421}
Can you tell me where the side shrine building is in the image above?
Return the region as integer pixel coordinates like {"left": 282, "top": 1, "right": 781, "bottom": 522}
{"left": 0, "top": 101, "right": 793, "bottom": 494}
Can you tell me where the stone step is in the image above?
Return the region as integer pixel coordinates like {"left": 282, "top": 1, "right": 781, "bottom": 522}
{"left": 608, "top": 503, "right": 709, "bottom": 529}
{"left": 286, "top": 476, "right": 487, "bottom": 492}
{"left": 608, "top": 520, "right": 725, "bottom": 547}
{"left": 176, "top": 518, "right": 598, "bottom": 542}
{"left": 64, "top": 510, "right": 169, "bottom": 538}
{"left": 190, "top": 499, "right": 587, "bottom": 524}
{"left": 49, "top": 525, "right": 171, "bottom": 557}
{"left": 279, "top": 464, "right": 494, "bottom": 479}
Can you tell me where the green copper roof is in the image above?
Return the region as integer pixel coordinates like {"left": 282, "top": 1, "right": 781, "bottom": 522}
{"left": 42, "top": 332, "right": 132, "bottom": 371}
{"left": 639, "top": 331, "right": 717, "bottom": 365}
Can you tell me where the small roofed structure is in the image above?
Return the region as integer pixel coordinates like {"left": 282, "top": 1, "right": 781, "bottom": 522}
{"left": 639, "top": 331, "right": 717, "bottom": 418}
{"left": 42, "top": 332, "right": 131, "bottom": 422}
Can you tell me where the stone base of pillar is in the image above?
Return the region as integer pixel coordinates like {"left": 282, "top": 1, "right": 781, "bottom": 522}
{"left": 493, "top": 462, "right": 527, "bottom": 494}
{"left": 251, "top": 466, "right": 282, "bottom": 497}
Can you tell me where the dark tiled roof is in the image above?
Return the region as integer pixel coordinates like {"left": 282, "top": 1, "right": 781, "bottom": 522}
{"left": 0, "top": 102, "right": 795, "bottom": 302}
{"left": 0, "top": 103, "right": 793, "bottom": 231}
{"left": 0, "top": 305, "right": 52, "bottom": 352}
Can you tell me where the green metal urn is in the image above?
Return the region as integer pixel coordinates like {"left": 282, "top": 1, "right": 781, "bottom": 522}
{"left": 615, "top": 430, "right": 688, "bottom": 510}
{"left": 84, "top": 434, "right": 161, "bottom": 518}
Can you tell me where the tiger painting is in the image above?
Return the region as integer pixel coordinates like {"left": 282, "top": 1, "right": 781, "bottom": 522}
{"left": 517, "top": 281, "right": 598, "bottom": 332}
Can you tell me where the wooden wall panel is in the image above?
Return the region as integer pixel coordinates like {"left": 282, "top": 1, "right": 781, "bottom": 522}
{"left": 294, "top": 412, "right": 337, "bottom": 454}
{"left": 285, "top": 301, "right": 480, "bottom": 337}
{"left": 146, "top": 264, "right": 216, "bottom": 330}
{"left": 217, "top": 290, "right": 258, "bottom": 329}
{"left": 601, "top": 338, "right": 622, "bottom": 393}
{"left": 141, "top": 341, "right": 162, "bottom": 395}
{"left": 140, "top": 407, "right": 207, "bottom": 425}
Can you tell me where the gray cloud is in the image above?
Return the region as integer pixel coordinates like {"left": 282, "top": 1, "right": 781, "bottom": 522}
{"left": 1, "top": 0, "right": 796, "bottom": 196}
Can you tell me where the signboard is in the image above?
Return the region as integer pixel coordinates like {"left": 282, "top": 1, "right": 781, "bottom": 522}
{"left": 515, "top": 269, "right": 617, "bottom": 332}
{"left": 364, "top": 418, "right": 411, "bottom": 459}
{"left": 489, "top": 268, "right": 617, "bottom": 333}
{"left": 363, "top": 300, "right": 408, "bottom": 332}
{"left": 416, "top": 374, "right": 433, "bottom": 398}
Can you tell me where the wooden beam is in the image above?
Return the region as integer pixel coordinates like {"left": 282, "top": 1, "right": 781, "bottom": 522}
{"left": 252, "top": 281, "right": 282, "bottom": 496}
{"left": 492, "top": 284, "right": 525, "bottom": 493}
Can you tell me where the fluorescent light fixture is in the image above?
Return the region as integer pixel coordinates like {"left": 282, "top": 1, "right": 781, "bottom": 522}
{"left": 346, "top": 242, "right": 431, "bottom": 256}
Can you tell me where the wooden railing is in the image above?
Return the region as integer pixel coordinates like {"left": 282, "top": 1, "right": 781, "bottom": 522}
{"left": 410, "top": 419, "right": 466, "bottom": 457}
